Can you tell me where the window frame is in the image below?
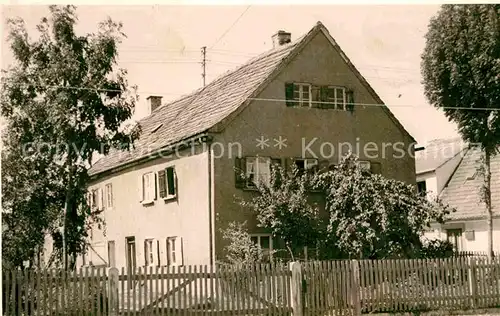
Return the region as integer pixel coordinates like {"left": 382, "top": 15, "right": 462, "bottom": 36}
{"left": 159, "top": 166, "right": 177, "bottom": 201}
{"left": 245, "top": 156, "right": 272, "bottom": 189}
{"left": 417, "top": 181, "right": 427, "bottom": 196}
{"left": 144, "top": 238, "right": 154, "bottom": 267}
{"left": 326, "top": 86, "right": 347, "bottom": 110}
{"left": 293, "top": 158, "right": 319, "bottom": 173}
{"left": 91, "top": 189, "right": 98, "bottom": 209}
{"left": 446, "top": 229, "right": 463, "bottom": 252}
{"left": 105, "top": 183, "right": 113, "bottom": 209}
{"left": 293, "top": 83, "right": 312, "bottom": 107}
{"left": 357, "top": 160, "right": 371, "bottom": 172}
{"left": 166, "top": 236, "right": 179, "bottom": 266}
{"left": 166, "top": 167, "right": 176, "bottom": 200}
{"left": 250, "top": 234, "right": 274, "bottom": 261}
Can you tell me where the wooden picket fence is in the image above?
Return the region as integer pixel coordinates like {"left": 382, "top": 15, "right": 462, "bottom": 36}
{"left": 2, "top": 263, "right": 292, "bottom": 316}
{"left": 2, "top": 266, "right": 110, "bottom": 316}
{"left": 3, "top": 257, "right": 500, "bottom": 315}
{"left": 114, "top": 264, "right": 292, "bottom": 315}
{"left": 302, "top": 257, "right": 500, "bottom": 315}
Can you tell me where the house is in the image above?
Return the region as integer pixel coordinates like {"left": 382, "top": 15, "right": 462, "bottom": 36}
{"left": 79, "top": 21, "right": 416, "bottom": 270}
{"left": 415, "top": 137, "right": 466, "bottom": 199}
{"left": 424, "top": 145, "right": 500, "bottom": 252}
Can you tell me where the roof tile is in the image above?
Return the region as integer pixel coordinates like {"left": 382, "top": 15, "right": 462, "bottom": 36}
{"left": 441, "top": 146, "right": 500, "bottom": 220}
{"left": 415, "top": 137, "right": 467, "bottom": 174}
{"left": 89, "top": 35, "right": 305, "bottom": 176}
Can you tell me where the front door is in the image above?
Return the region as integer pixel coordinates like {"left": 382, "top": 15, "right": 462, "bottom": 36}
{"left": 125, "top": 237, "right": 136, "bottom": 289}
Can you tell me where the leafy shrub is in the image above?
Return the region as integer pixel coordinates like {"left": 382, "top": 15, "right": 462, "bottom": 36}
{"left": 418, "top": 239, "right": 454, "bottom": 259}
{"left": 221, "top": 221, "right": 267, "bottom": 265}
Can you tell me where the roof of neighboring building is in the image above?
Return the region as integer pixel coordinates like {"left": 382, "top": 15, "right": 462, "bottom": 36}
{"left": 441, "top": 146, "right": 500, "bottom": 221}
{"left": 89, "top": 21, "right": 414, "bottom": 177}
{"left": 415, "top": 137, "right": 467, "bottom": 174}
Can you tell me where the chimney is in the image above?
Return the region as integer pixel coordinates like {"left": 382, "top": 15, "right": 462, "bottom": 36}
{"left": 272, "top": 30, "right": 291, "bottom": 48}
{"left": 146, "top": 95, "right": 162, "bottom": 114}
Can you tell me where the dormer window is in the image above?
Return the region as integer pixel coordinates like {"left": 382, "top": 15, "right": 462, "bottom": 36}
{"left": 151, "top": 124, "right": 163, "bottom": 134}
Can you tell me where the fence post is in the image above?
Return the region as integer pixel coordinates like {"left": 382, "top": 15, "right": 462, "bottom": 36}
{"left": 289, "top": 261, "right": 303, "bottom": 316}
{"left": 108, "top": 267, "right": 119, "bottom": 315}
{"left": 468, "top": 257, "right": 477, "bottom": 308}
{"left": 351, "top": 260, "right": 361, "bottom": 316}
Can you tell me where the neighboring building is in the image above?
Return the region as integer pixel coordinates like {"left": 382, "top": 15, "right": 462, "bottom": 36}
{"left": 76, "top": 21, "right": 416, "bottom": 270}
{"left": 415, "top": 137, "right": 466, "bottom": 199}
{"left": 422, "top": 144, "right": 500, "bottom": 253}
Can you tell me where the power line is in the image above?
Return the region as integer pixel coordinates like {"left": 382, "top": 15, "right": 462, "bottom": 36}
{"left": 120, "top": 47, "right": 419, "bottom": 73}
{"left": 209, "top": 5, "right": 251, "bottom": 49}
{"left": 245, "top": 97, "right": 500, "bottom": 111}
{"left": 117, "top": 58, "right": 422, "bottom": 79}
{"left": 120, "top": 60, "right": 200, "bottom": 64}
{"left": 120, "top": 46, "right": 258, "bottom": 58}
{"left": 13, "top": 83, "right": 186, "bottom": 96}
{"left": 11, "top": 83, "right": 500, "bottom": 112}
{"left": 208, "top": 50, "right": 257, "bottom": 58}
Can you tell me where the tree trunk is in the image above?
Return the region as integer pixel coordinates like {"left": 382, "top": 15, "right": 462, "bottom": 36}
{"left": 286, "top": 243, "right": 295, "bottom": 262}
{"left": 483, "top": 149, "right": 494, "bottom": 259}
{"left": 62, "top": 165, "right": 74, "bottom": 270}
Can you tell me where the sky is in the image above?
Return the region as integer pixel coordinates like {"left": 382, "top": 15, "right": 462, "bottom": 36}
{"left": 1, "top": 4, "right": 459, "bottom": 146}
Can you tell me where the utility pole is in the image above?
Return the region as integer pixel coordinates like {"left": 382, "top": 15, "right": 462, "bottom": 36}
{"left": 201, "top": 46, "right": 207, "bottom": 87}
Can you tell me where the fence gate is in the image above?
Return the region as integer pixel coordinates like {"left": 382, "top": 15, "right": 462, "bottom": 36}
{"left": 301, "top": 261, "right": 355, "bottom": 316}
{"left": 114, "top": 264, "right": 293, "bottom": 315}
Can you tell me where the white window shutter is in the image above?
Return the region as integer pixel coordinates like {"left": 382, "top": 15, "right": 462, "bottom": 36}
{"left": 153, "top": 173, "right": 158, "bottom": 200}
{"left": 99, "top": 188, "right": 104, "bottom": 210}
{"left": 139, "top": 175, "right": 144, "bottom": 202}
{"left": 178, "top": 237, "right": 184, "bottom": 266}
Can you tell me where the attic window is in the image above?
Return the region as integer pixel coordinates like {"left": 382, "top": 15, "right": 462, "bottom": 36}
{"left": 151, "top": 124, "right": 163, "bottom": 134}
{"left": 466, "top": 169, "right": 477, "bottom": 181}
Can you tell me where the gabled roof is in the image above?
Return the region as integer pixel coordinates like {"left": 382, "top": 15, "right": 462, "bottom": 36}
{"left": 441, "top": 146, "right": 500, "bottom": 221}
{"left": 89, "top": 21, "right": 414, "bottom": 177}
{"left": 415, "top": 137, "right": 467, "bottom": 174}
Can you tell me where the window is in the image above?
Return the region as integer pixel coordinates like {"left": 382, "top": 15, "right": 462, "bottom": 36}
{"left": 466, "top": 169, "right": 477, "bottom": 181}
{"left": 357, "top": 160, "right": 371, "bottom": 172}
{"left": 246, "top": 157, "right": 271, "bottom": 188}
{"left": 326, "top": 86, "right": 346, "bottom": 110}
{"left": 166, "top": 237, "right": 183, "bottom": 266}
{"left": 285, "top": 83, "right": 352, "bottom": 110}
{"left": 91, "top": 189, "right": 98, "bottom": 208}
{"left": 250, "top": 234, "right": 273, "bottom": 261}
{"left": 446, "top": 229, "right": 463, "bottom": 252}
{"left": 99, "top": 188, "right": 104, "bottom": 210}
{"left": 158, "top": 167, "right": 177, "bottom": 200}
{"left": 294, "top": 158, "right": 318, "bottom": 173}
{"left": 105, "top": 183, "right": 113, "bottom": 208}
{"left": 293, "top": 83, "right": 311, "bottom": 107}
{"left": 151, "top": 123, "right": 163, "bottom": 134}
{"left": 90, "top": 188, "right": 104, "bottom": 210}
{"left": 417, "top": 181, "right": 427, "bottom": 196}
{"left": 141, "top": 172, "right": 156, "bottom": 204}
{"left": 86, "top": 192, "right": 92, "bottom": 208}
{"left": 144, "top": 239, "right": 154, "bottom": 266}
